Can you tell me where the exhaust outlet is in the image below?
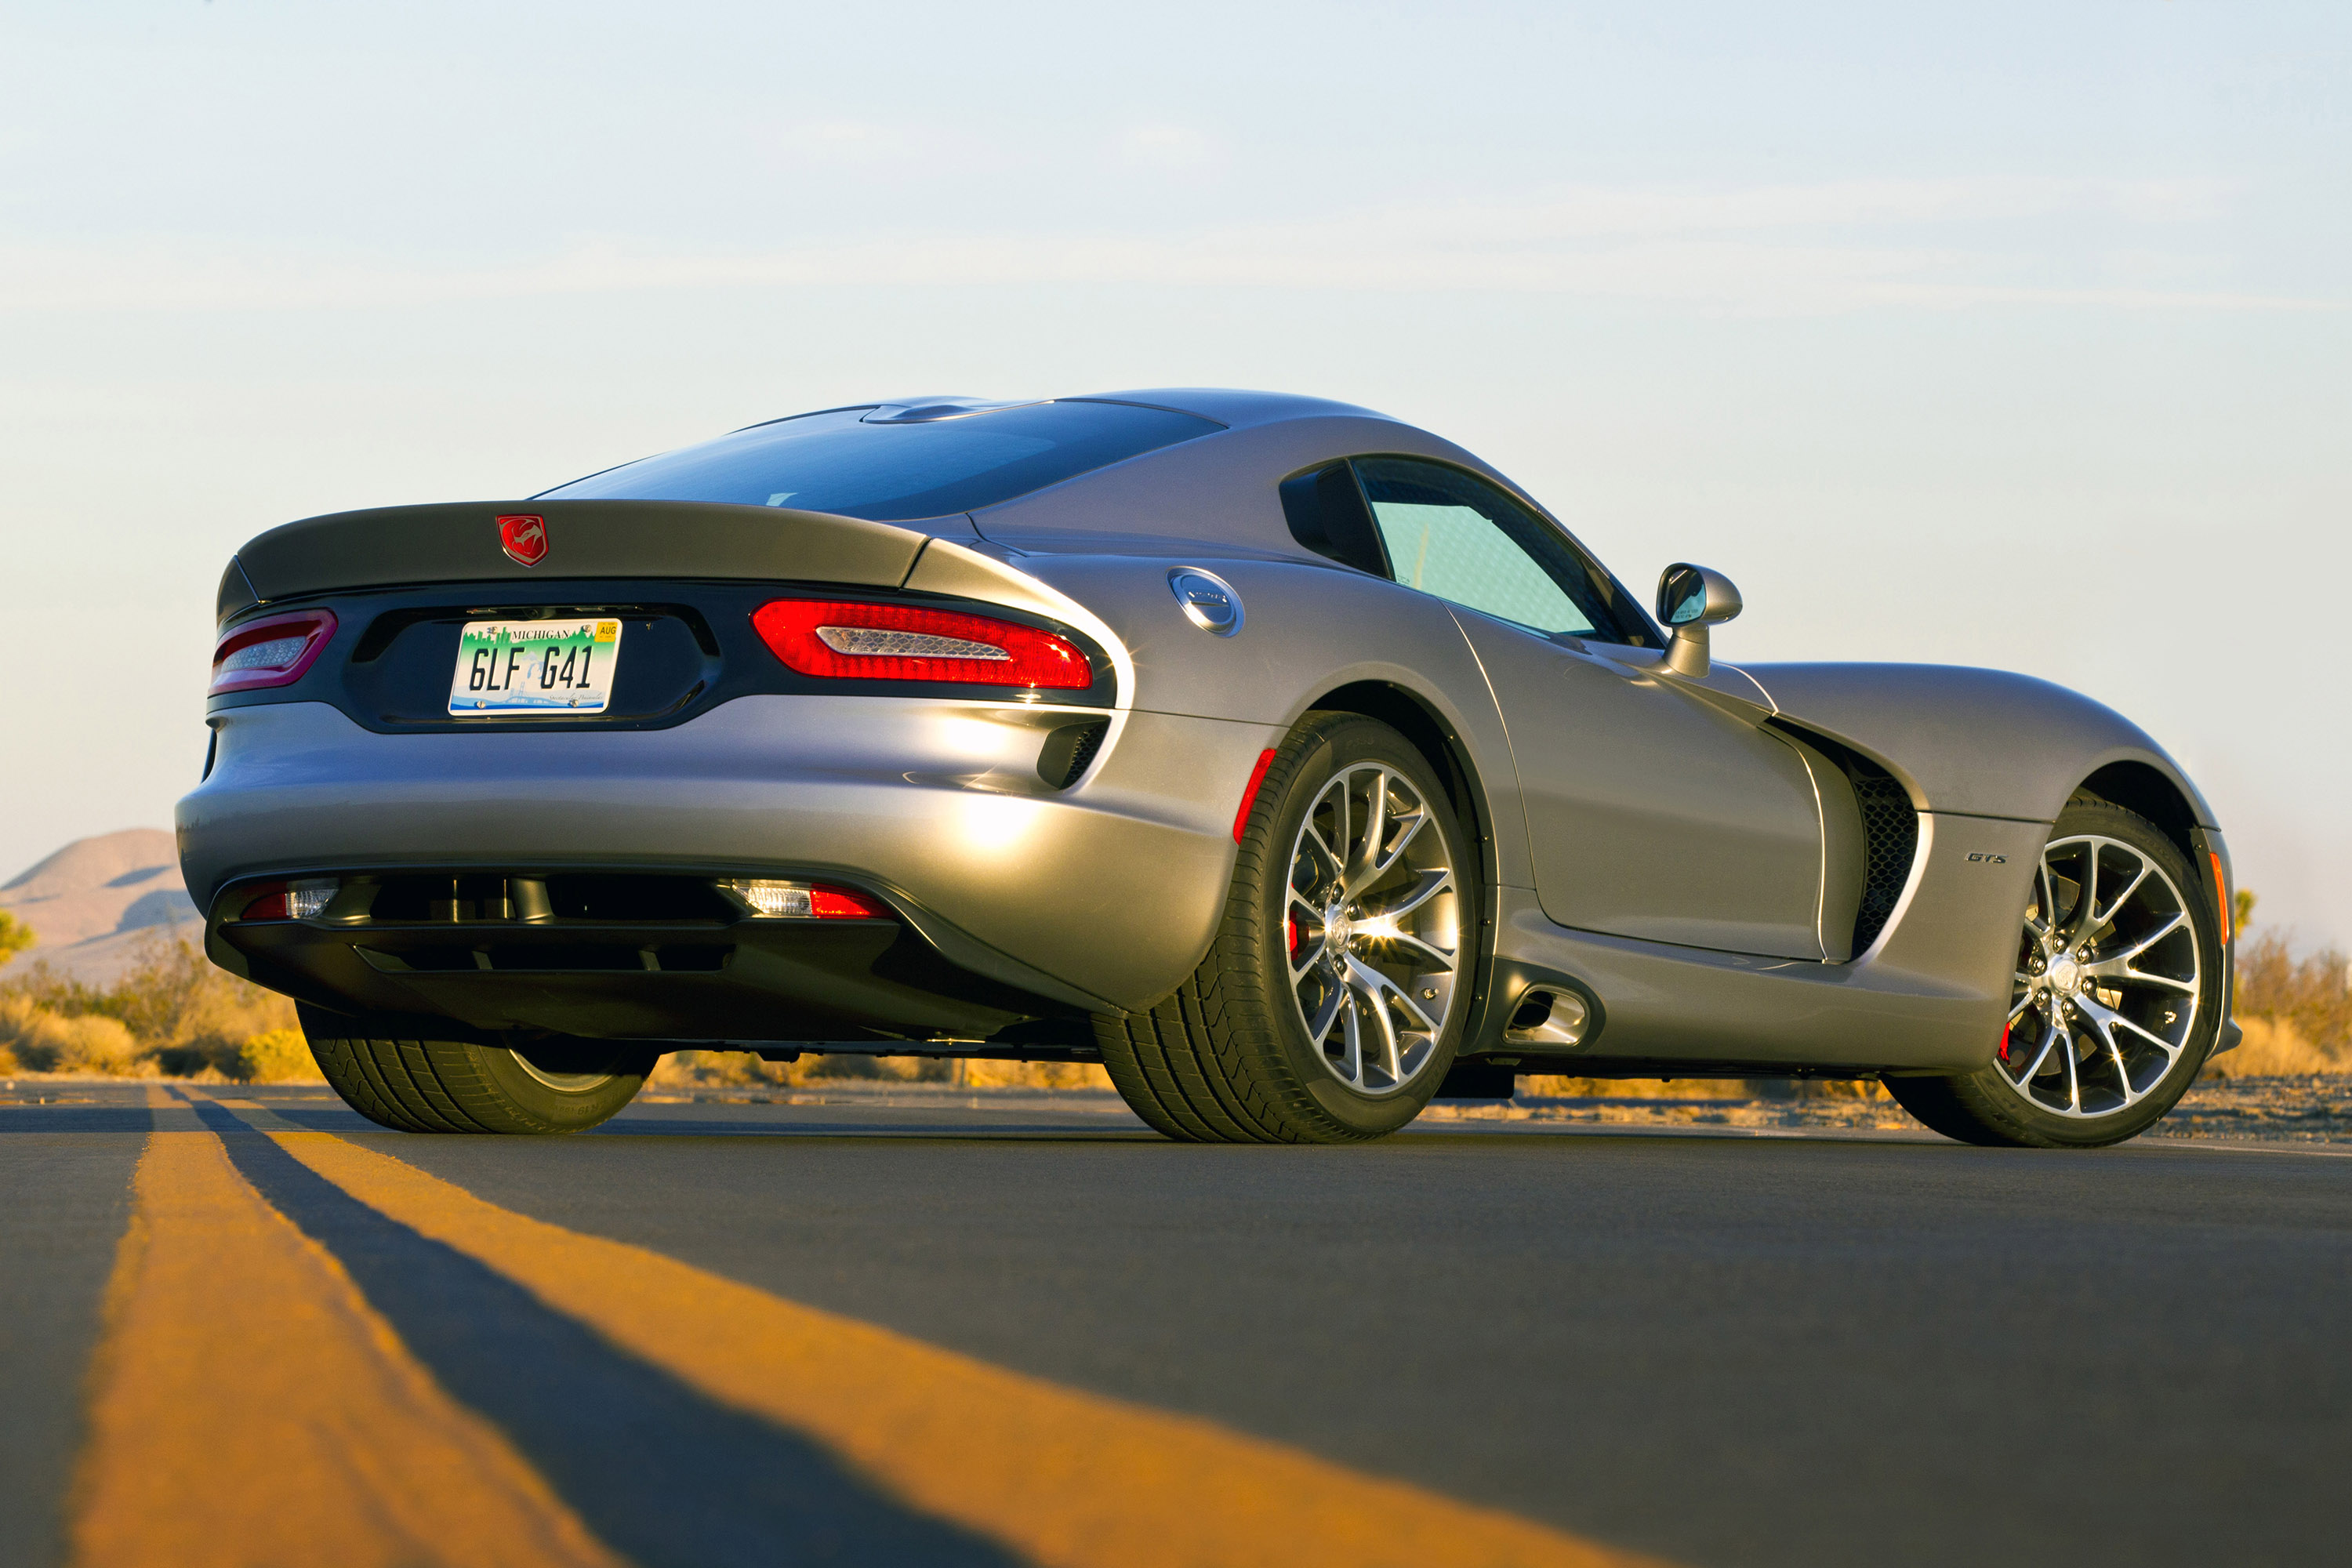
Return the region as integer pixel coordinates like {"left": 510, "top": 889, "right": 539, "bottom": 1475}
{"left": 1503, "top": 986, "right": 1590, "bottom": 1050}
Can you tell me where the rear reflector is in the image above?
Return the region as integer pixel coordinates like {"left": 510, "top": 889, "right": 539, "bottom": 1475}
{"left": 1232, "top": 748, "right": 1279, "bottom": 843}
{"left": 722, "top": 879, "right": 895, "bottom": 920}
{"left": 239, "top": 878, "right": 339, "bottom": 920}
{"left": 210, "top": 609, "right": 338, "bottom": 696}
{"left": 750, "top": 599, "right": 1091, "bottom": 689}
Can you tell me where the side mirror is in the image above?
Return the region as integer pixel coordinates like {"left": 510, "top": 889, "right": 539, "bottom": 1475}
{"left": 1654, "top": 563, "right": 1741, "bottom": 678}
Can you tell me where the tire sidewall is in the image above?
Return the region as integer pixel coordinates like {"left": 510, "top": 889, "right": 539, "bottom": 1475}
{"left": 1245, "top": 716, "right": 1478, "bottom": 1137}
{"left": 1961, "top": 800, "right": 2223, "bottom": 1149}
{"left": 474, "top": 1040, "right": 656, "bottom": 1132}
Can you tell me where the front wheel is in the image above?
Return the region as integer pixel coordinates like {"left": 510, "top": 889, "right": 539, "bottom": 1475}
{"left": 1094, "top": 713, "right": 1479, "bottom": 1143}
{"left": 299, "top": 1005, "right": 656, "bottom": 1134}
{"left": 1886, "top": 799, "right": 2221, "bottom": 1149}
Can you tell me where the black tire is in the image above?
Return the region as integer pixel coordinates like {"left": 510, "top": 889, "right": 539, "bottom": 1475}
{"left": 298, "top": 1005, "right": 657, "bottom": 1134}
{"left": 1094, "top": 713, "right": 1480, "bottom": 1143}
{"left": 1886, "top": 798, "right": 2223, "bottom": 1149}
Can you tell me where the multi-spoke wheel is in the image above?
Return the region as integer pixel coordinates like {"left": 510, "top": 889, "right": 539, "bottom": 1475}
{"left": 1094, "top": 713, "right": 1477, "bottom": 1142}
{"left": 1886, "top": 798, "right": 2221, "bottom": 1148}
{"left": 1285, "top": 764, "right": 1461, "bottom": 1097}
{"left": 1998, "top": 834, "right": 2201, "bottom": 1118}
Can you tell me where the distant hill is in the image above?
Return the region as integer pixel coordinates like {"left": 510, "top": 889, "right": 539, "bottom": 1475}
{"left": 0, "top": 829, "right": 198, "bottom": 984}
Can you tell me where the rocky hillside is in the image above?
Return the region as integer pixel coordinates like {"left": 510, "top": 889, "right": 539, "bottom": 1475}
{"left": 0, "top": 829, "right": 198, "bottom": 983}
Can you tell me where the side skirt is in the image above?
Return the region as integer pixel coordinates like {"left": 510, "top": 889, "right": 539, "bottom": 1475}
{"left": 1462, "top": 813, "right": 2049, "bottom": 1073}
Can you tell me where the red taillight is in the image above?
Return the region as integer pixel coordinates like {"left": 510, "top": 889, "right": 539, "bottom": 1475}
{"left": 210, "top": 609, "right": 337, "bottom": 696}
{"left": 750, "top": 599, "right": 1091, "bottom": 690}
{"left": 238, "top": 878, "right": 338, "bottom": 920}
{"left": 809, "top": 884, "right": 893, "bottom": 920}
{"left": 720, "top": 877, "right": 896, "bottom": 920}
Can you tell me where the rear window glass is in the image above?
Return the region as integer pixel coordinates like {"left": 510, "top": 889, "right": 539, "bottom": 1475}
{"left": 536, "top": 401, "right": 1222, "bottom": 522}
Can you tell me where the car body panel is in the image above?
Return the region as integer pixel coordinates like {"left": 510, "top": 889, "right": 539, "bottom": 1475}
{"left": 180, "top": 695, "right": 1274, "bottom": 1016}
{"left": 1483, "top": 814, "right": 2046, "bottom": 1069}
{"left": 1747, "top": 662, "right": 2216, "bottom": 827}
{"left": 956, "top": 546, "right": 1537, "bottom": 889}
{"left": 1450, "top": 611, "right": 1829, "bottom": 960}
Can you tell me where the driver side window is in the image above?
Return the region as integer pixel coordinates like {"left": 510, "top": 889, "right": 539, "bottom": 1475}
{"left": 1352, "top": 458, "right": 1640, "bottom": 644}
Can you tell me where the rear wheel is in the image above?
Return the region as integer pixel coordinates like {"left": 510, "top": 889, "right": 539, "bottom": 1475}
{"left": 298, "top": 1004, "right": 657, "bottom": 1134}
{"left": 1094, "top": 713, "right": 1478, "bottom": 1143}
{"left": 1886, "top": 799, "right": 2220, "bottom": 1149}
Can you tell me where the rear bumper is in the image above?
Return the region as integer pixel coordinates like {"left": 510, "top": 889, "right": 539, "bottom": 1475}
{"left": 218, "top": 898, "right": 1055, "bottom": 1044}
{"left": 178, "top": 695, "right": 1279, "bottom": 1022}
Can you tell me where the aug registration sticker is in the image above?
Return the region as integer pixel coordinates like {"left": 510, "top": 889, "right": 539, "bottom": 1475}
{"left": 448, "top": 619, "right": 622, "bottom": 715}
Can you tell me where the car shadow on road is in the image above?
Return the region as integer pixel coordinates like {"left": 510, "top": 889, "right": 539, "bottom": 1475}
{"left": 0, "top": 1106, "right": 162, "bottom": 1134}
{"left": 188, "top": 1100, "right": 1020, "bottom": 1568}
{"left": 249, "top": 1105, "right": 1156, "bottom": 1142}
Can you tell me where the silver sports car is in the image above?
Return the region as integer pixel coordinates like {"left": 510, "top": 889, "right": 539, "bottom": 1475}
{"left": 180, "top": 389, "right": 2238, "bottom": 1147}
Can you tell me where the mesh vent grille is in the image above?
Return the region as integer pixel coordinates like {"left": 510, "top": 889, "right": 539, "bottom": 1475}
{"left": 1036, "top": 720, "right": 1109, "bottom": 789}
{"left": 1851, "top": 775, "right": 1919, "bottom": 956}
{"left": 1063, "top": 720, "right": 1107, "bottom": 781}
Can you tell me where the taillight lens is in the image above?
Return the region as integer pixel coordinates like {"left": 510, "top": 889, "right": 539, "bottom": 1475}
{"left": 210, "top": 609, "right": 337, "bottom": 696}
{"left": 750, "top": 599, "right": 1091, "bottom": 690}
{"left": 239, "top": 878, "right": 339, "bottom": 920}
{"left": 721, "top": 879, "right": 895, "bottom": 920}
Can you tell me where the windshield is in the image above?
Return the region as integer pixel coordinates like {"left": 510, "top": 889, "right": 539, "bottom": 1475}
{"left": 536, "top": 400, "right": 1223, "bottom": 522}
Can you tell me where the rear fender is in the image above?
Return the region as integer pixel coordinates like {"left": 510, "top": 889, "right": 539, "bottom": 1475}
{"left": 958, "top": 546, "right": 1533, "bottom": 890}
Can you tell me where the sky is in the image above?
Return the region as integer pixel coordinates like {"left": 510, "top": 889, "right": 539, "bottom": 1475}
{"left": 2, "top": 2, "right": 2347, "bottom": 946}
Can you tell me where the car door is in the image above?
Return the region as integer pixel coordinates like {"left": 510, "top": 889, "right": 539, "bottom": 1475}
{"left": 1345, "top": 456, "right": 1831, "bottom": 962}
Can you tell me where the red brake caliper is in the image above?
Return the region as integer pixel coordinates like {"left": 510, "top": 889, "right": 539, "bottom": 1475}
{"left": 1998, "top": 1022, "right": 2012, "bottom": 1062}
{"left": 1286, "top": 914, "right": 1299, "bottom": 957}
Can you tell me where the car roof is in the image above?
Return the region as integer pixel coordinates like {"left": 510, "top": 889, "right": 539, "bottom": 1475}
{"left": 941, "top": 390, "right": 1509, "bottom": 557}
{"left": 818, "top": 387, "right": 1395, "bottom": 433}
{"left": 1066, "top": 388, "right": 1394, "bottom": 429}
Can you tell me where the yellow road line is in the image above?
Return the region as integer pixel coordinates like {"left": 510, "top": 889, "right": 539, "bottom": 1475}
{"left": 68, "top": 1089, "right": 621, "bottom": 1568}
{"left": 260, "top": 1120, "right": 1668, "bottom": 1568}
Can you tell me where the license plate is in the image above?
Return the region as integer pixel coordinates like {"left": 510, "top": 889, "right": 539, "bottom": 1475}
{"left": 448, "top": 619, "right": 623, "bottom": 715}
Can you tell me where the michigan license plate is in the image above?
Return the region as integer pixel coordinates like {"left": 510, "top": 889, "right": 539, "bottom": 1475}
{"left": 448, "top": 619, "right": 623, "bottom": 715}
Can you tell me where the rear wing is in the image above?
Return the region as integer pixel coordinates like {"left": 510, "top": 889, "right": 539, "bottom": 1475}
{"left": 218, "top": 499, "right": 967, "bottom": 623}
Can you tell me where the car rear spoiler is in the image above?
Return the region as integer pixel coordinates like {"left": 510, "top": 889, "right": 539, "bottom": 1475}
{"left": 217, "top": 499, "right": 977, "bottom": 623}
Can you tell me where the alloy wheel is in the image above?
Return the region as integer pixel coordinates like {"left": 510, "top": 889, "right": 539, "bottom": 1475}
{"left": 1998, "top": 834, "right": 2204, "bottom": 1118}
{"left": 1284, "top": 764, "right": 1462, "bottom": 1095}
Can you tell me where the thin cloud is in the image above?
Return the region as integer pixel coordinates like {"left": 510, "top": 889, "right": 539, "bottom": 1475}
{"left": 1, "top": 177, "right": 2330, "bottom": 317}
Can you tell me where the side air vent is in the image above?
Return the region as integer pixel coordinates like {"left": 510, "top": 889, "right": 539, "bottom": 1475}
{"left": 1851, "top": 770, "right": 1920, "bottom": 956}
{"left": 1036, "top": 720, "right": 1109, "bottom": 789}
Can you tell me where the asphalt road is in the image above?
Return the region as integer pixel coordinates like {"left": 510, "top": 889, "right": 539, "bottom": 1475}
{"left": 3, "top": 1083, "right": 2346, "bottom": 1568}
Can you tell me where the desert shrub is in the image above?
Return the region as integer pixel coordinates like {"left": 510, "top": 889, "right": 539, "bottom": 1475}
{"left": 0, "top": 935, "right": 296, "bottom": 1076}
{"left": 0, "top": 910, "right": 33, "bottom": 969}
{"left": 648, "top": 1049, "right": 787, "bottom": 1088}
{"left": 0, "top": 996, "right": 142, "bottom": 1075}
{"left": 2220, "top": 1016, "right": 2341, "bottom": 1076}
{"left": 951, "top": 1058, "right": 1111, "bottom": 1089}
{"left": 230, "top": 1028, "right": 318, "bottom": 1083}
{"left": 1520, "top": 1076, "right": 1740, "bottom": 1099}
{"left": 2232, "top": 928, "right": 2350, "bottom": 1059}
{"left": 647, "top": 1050, "right": 1114, "bottom": 1090}
{"left": 0, "top": 1044, "right": 16, "bottom": 1076}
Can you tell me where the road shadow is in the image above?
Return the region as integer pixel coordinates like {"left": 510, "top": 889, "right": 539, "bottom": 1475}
{"left": 597, "top": 1116, "right": 1152, "bottom": 1140}
{"left": 191, "top": 1101, "right": 1018, "bottom": 1568}
{"left": 0, "top": 1106, "right": 162, "bottom": 1134}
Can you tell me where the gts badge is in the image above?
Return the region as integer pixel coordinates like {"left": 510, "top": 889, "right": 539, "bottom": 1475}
{"left": 1966, "top": 852, "right": 2008, "bottom": 865}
